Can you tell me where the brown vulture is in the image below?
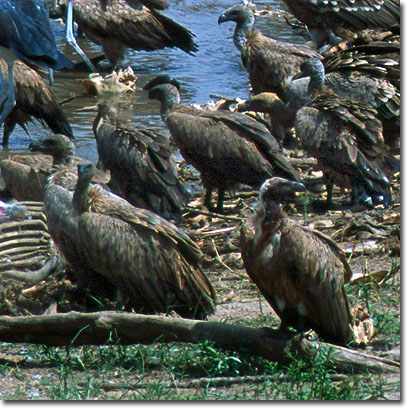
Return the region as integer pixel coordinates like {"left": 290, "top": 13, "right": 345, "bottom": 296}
{"left": 93, "top": 100, "right": 189, "bottom": 220}
{"left": 53, "top": 0, "right": 198, "bottom": 67}
{"left": 240, "top": 177, "right": 354, "bottom": 346}
{"left": 293, "top": 57, "right": 399, "bottom": 208}
{"left": 218, "top": 3, "right": 319, "bottom": 101}
{"left": 144, "top": 75, "right": 301, "bottom": 213}
{"left": 0, "top": 59, "right": 73, "bottom": 146}
{"left": 1, "top": 134, "right": 108, "bottom": 201}
{"left": 44, "top": 161, "right": 216, "bottom": 318}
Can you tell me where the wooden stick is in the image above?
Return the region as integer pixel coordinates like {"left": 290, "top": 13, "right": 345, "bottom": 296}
{"left": 183, "top": 206, "right": 243, "bottom": 222}
{"left": 0, "top": 312, "right": 399, "bottom": 374}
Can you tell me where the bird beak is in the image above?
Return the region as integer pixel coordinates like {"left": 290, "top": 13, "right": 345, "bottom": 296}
{"left": 292, "top": 70, "right": 307, "bottom": 81}
{"left": 29, "top": 140, "right": 42, "bottom": 152}
{"left": 287, "top": 180, "right": 307, "bottom": 193}
{"left": 218, "top": 13, "right": 228, "bottom": 25}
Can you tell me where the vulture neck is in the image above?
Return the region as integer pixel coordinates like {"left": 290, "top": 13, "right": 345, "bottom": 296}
{"left": 233, "top": 14, "right": 254, "bottom": 50}
{"left": 260, "top": 199, "right": 283, "bottom": 234}
{"left": 73, "top": 177, "right": 92, "bottom": 215}
{"left": 160, "top": 90, "right": 180, "bottom": 121}
{"left": 307, "top": 62, "right": 326, "bottom": 94}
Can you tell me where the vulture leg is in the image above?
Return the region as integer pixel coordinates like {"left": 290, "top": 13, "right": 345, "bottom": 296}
{"left": 324, "top": 173, "right": 335, "bottom": 209}
{"left": 204, "top": 187, "right": 214, "bottom": 211}
{"left": 65, "top": 0, "right": 97, "bottom": 72}
{"left": 216, "top": 189, "right": 226, "bottom": 214}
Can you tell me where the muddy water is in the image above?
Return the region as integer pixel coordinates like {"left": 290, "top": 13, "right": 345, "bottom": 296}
{"left": 1, "top": 0, "right": 310, "bottom": 163}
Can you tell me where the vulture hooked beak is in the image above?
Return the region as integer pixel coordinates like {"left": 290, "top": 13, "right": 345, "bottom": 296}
{"left": 218, "top": 12, "right": 229, "bottom": 25}
{"left": 260, "top": 177, "right": 306, "bottom": 202}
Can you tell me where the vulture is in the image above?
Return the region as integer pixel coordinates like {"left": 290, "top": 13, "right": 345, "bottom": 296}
{"left": 93, "top": 101, "right": 189, "bottom": 220}
{"left": 144, "top": 75, "right": 301, "bottom": 213}
{"left": 1, "top": 134, "right": 108, "bottom": 201}
{"left": 52, "top": 0, "right": 198, "bottom": 67}
{"left": 237, "top": 42, "right": 400, "bottom": 152}
{"left": 44, "top": 161, "right": 216, "bottom": 318}
{"left": 0, "top": 59, "right": 74, "bottom": 146}
{"left": 218, "top": 2, "right": 319, "bottom": 101}
{"left": 279, "top": 0, "right": 400, "bottom": 48}
{"left": 240, "top": 177, "right": 354, "bottom": 346}
{"left": 293, "top": 58, "right": 399, "bottom": 208}
{"left": 0, "top": 0, "right": 73, "bottom": 128}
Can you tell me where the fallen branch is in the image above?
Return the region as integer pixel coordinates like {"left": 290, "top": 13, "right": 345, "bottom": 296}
{"left": 0, "top": 312, "right": 399, "bottom": 374}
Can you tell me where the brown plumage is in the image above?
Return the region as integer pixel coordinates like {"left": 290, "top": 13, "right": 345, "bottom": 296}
{"left": 93, "top": 101, "right": 189, "bottom": 220}
{"left": 145, "top": 75, "right": 301, "bottom": 212}
{"left": 55, "top": 0, "right": 198, "bottom": 66}
{"left": 236, "top": 92, "right": 295, "bottom": 147}
{"left": 0, "top": 134, "right": 108, "bottom": 201}
{"left": 240, "top": 177, "right": 354, "bottom": 345}
{"left": 44, "top": 161, "right": 216, "bottom": 318}
{"left": 218, "top": 3, "right": 319, "bottom": 101}
{"left": 280, "top": 0, "right": 400, "bottom": 48}
{"left": 0, "top": 59, "right": 73, "bottom": 146}
{"left": 293, "top": 58, "right": 398, "bottom": 208}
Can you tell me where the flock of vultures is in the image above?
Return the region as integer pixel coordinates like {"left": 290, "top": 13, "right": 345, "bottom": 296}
{"left": 0, "top": 0, "right": 400, "bottom": 348}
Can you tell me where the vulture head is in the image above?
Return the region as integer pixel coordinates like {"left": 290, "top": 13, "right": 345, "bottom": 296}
{"left": 77, "top": 161, "right": 95, "bottom": 185}
{"left": 29, "top": 134, "right": 76, "bottom": 167}
{"left": 144, "top": 75, "right": 182, "bottom": 112}
{"left": 96, "top": 100, "right": 119, "bottom": 125}
{"left": 260, "top": 177, "right": 306, "bottom": 206}
{"left": 218, "top": 3, "right": 255, "bottom": 26}
{"left": 236, "top": 92, "right": 286, "bottom": 116}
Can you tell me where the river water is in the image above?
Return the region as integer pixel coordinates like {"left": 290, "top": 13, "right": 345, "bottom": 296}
{"left": 1, "top": 0, "right": 310, "bottom": 163}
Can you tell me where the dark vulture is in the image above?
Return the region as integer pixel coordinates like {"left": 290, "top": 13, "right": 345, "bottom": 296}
{"left": 1, "top": 134, "right": 108, "bottom": 201}
{"left": 93, "top": 101, "right": 189, "bottom": 220}
{"left": 240, "top": 177, "right": 354, "bottom": 346}
{"left": 293, "top": 58, "right": 399, "bottom": 208}
{"left": 44, "top": 161, "right": 216, "bottom": 318}
{"left": 0, "top": 59, "right": 74, "bottom": 146}
{"left": 279, "top": 0, "right": 400, "bottom": 48}
{"left": 218, "top": 3, "right": 319, "bottom": 101}
{"left": 53, "top": 0, "right": 198, "bottom": 67}
{"left": 144, "top": 75, "right": 301, "bottom": 213}
{"left": 0, "top": 0, "right": 73, "bottom": 128}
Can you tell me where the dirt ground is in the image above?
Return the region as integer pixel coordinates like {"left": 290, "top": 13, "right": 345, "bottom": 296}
{"left": 0, "top": 149, "right": 401, "bottom": 400}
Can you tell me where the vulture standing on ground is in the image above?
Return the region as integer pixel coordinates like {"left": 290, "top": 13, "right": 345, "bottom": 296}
{"left": 218, "top": 2, "right": 319, "bottom": 101}
{"left": 293, "top": 58, "right": 398, "bottom": 208}
{"left": 240, "top": 177, "right": 354, "bottom": 346}
{"left": 144, "top": 75, "right": 301, "bottom": 213}
{"left": 93, "top": 101, "right": 189, "bottom": 220}
{"left": 51, "top": 0, "right": 198, "bottom": 67}
{"left": 1, "top": 134, "right": 108, "bottom": 201}
{"left": 237, "top": 41, "right": 400, "bottom": 152}
{"left": 44, "top": 161, "right": 216, "bottom": 318}
{"left": 279, "top": 0, "right": 400, "bottom": 48}
{"left": 0, "top": 59, "right": 74, "bottom": 146}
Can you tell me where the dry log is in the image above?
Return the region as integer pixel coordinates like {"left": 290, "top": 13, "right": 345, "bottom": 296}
{"left": 0, "top": 312, "right": 399, "bottom": 374}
